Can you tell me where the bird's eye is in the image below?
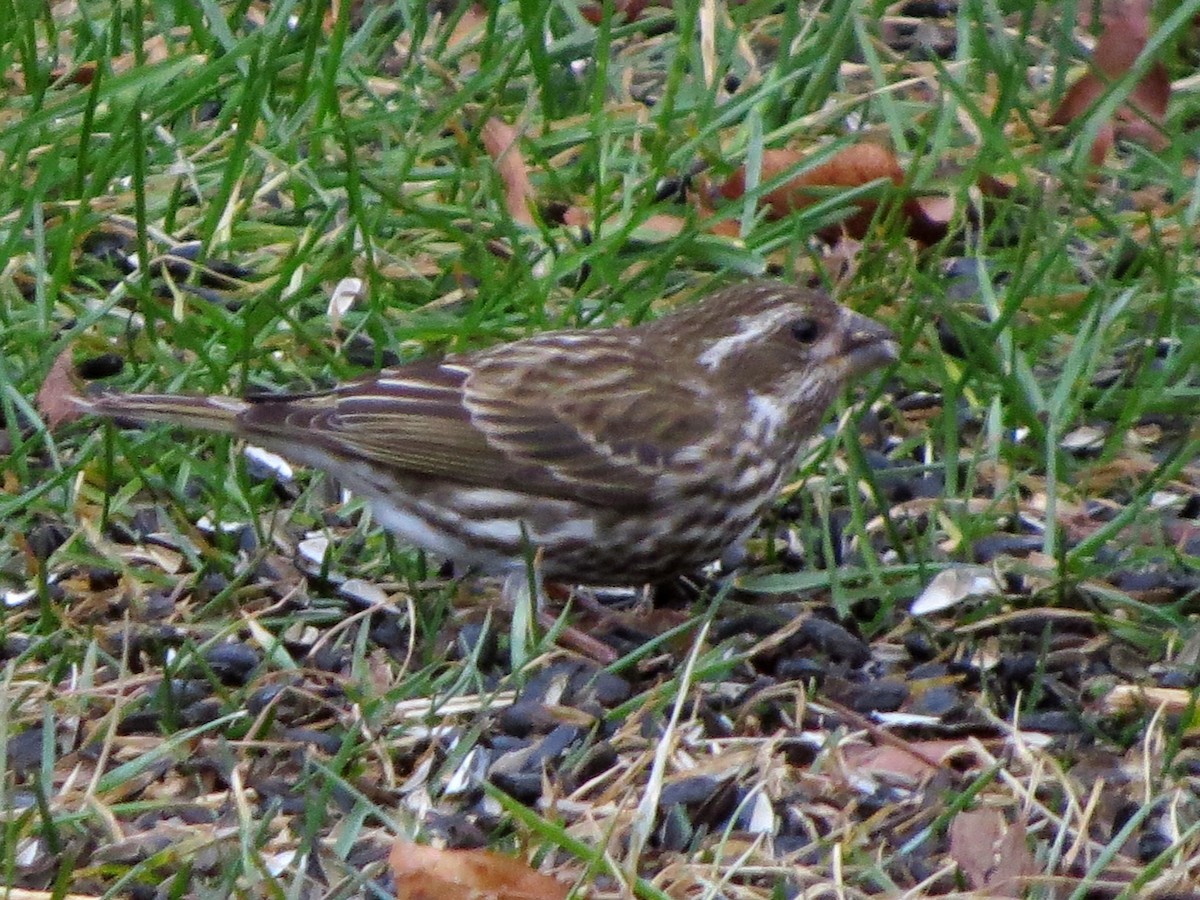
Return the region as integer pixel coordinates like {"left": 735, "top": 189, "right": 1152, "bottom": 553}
{"left": 789, "top": 318, "right": 820, "bottom": 343}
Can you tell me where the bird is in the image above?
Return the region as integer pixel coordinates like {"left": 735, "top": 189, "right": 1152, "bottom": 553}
{"left": 75, "top": 280, "right": 897, "bottom": 587}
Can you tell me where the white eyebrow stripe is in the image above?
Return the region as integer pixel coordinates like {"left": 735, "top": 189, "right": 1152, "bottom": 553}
{"left": 697, "top": 305, "right": 795, "bottom": 370}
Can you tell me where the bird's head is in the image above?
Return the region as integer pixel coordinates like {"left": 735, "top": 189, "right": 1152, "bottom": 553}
{"left": 649, "top": 281, "right": 898, "bottom": 439}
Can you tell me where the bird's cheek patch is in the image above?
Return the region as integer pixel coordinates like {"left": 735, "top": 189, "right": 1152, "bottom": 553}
{"left": 813, "top": 332, "right": 844, "bottom": 365}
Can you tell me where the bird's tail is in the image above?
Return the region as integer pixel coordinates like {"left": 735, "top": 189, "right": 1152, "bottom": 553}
{"left": 75, "top": 392, "right": 250, "bottom": 436}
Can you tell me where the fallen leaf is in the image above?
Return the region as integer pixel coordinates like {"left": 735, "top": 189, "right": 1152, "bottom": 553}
{"left": 443, "top": 4, "right": 490, "bottom": 52}
{"left": 716, "top": 144, "right": 902, "bottom": 235}
{"left": 390, "top": 840, "right": 571, "bottom": 900}
{"left": 706, "top": 144, "right": 955, "bottom": 245}
{"left": 950, "top": 808, "right": 1005, "bottom": 890}
{"left": 36, "top": 345, "right": 85, "bottom": 430}
{"left": 481, "top": 118, "right": 538, "bottom": 227}
{"left": 1048, "top": 3, "right": 1170, "bottom": 161}
{"left": 948, "top": 808, "right": 1036, "bottom": 897}
{"left": 581, "top": 0, "right": 655, "bottom": 24}
{"left": 39, "top": 34, "right": 171, "bottom": 90}
{"left": 843, "top": 738, "right": 980, "bottom": 780}
{"left": 51, "top": 60, "right": 99, "bottom": 86}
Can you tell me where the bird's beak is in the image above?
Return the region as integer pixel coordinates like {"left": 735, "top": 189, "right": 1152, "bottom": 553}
{"left": 840, "top": 310, "right": 898, "bottom": 376}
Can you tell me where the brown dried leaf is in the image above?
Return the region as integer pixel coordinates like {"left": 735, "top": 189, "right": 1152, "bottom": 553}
{"left": 445, "top": 4, "right": 490, "bottom": 51}
{"left": 581, "top": 0, "right": 655, "bottom": 25}
{"left": 28, "top": 34, "right": 170, "bottom": 91}
{"left": 389, "top": 841, "right": 571, "bottom": 900}
{"left": 481, "top": 118, "right": 537, "bottom": 227}
{"left": 1001, "top": 823, "right": 1045, "bottom": 882}
{"left": 948, "top": 808, "right": 1036, "bottom": 897}
{"left": 950, "top": 808, "right": 1005, "bottom": 890}
{"left": 36, "top": 345, "right": 85, "bottom": 430}
{"left": 51, "top": 60, "right": 99, "bottom": 86}
{"left": 109, "top": 34, "right": 173, "bottom": 73}
{"left": 710, "top": 144, "right": 947, "bottom": 244}
{"left": 627, "top": 211, "right": 693, "bottom": 237}
{"left": 843, "top": 738, "right": 980, "bottom": 780}
{"left": 718, "top": 145, "right": 902, "bottom": 216}
{"left": 1048, "top": 5, "right": 1170, "bottom": 159}
{"left": 1116, "top": 61, "right": 1170, "bottom": 149}
{"left": 1050, "top": 74, "right": 1107, "bottom": 145}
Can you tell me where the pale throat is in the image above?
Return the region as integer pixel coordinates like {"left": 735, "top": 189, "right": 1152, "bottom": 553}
{"left": 747, "top": 391, "right": 786, "bottom": 444}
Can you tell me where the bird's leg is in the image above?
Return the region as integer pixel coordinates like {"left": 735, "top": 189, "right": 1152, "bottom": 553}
{"left": 562, "top": 584, "right": 648, "bottom": 617}
{"left": 500, "top": 568, "right": 617, "bottom": 664}
{"left": 634, "top": 583, "right": 655, "bottom": 616}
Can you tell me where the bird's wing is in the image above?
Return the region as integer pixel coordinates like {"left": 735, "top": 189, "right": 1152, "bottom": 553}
{"left": 463, "top": 334, "right": 722, "bottom": 507}
{"left": 239, "top": 357, "right": 500, "bottom": 485}
{"left": 237, "top": 342, "right": 719, "bottom": 509}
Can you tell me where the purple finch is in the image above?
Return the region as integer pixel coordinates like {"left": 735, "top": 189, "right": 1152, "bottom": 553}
{"left": 77, "top": 281, "right": 896, "bottom": 585}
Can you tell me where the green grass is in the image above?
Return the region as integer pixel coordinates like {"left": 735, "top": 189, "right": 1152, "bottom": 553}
{"left": 2, "top": 1, "right": 1200, "bottom": 897}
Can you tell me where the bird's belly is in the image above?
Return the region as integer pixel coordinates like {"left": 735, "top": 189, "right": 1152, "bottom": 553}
{"left": 336, "top": 461, "right": 783, "bottom": 586}
{"left": 365, "top": 486, "right": 598, "bottom": 576}
{"left": 363, "top": 491, "right": 751, "bottom": 585}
